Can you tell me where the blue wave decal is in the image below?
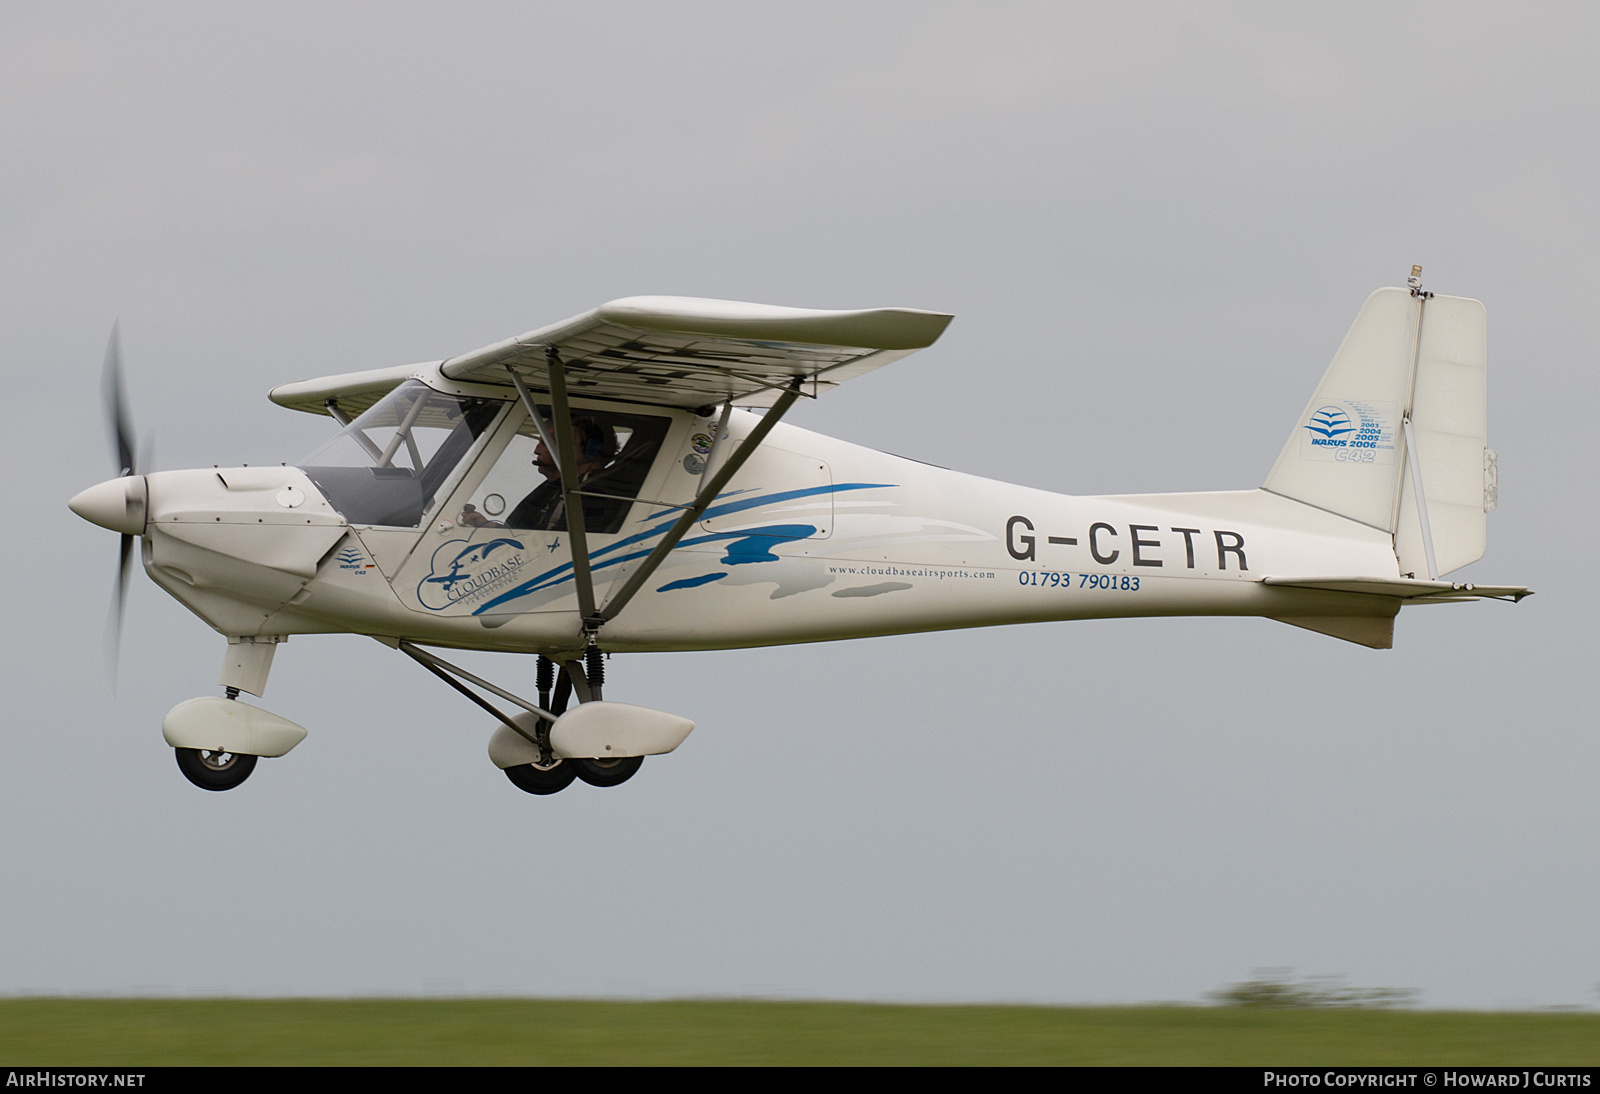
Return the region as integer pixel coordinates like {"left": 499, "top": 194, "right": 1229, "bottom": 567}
{"left": 657, "top": 572, "right": 728, "bottom": 592}
{"left": 471, "top": 482, "right": 893, "bottom": 614}
{"left": 721, "top": 525, "right": 816, "bottom": 565}
{"left": 698, "top": 483, "right": 884, "bottom": 525}
{"left": 475, "top": 523, "right": 812, "bottom": 609}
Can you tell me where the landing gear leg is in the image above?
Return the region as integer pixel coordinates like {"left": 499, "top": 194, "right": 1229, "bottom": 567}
{"left": 168, "top": 636, "right": 282, "bottom": 791}
{"left": 550, "top": 665, "right": 573, "bottom": 717}
{"left": 392, "top": 640, "right": 653, "bottom": 794}
{"left": 510, "top": 654, "right": 643, "bottom": 790}
{"left": 505, "top": 661, "right": 575, "bottom": 794}
{"left": 536, "top": 655, "right": 555, "bottom": 713}
{"left": 568, "top": 650, "right": 643, "bottom": 788}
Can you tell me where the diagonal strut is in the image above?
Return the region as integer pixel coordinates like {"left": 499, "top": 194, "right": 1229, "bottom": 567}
{"left": 595, "top": 380, "right": 804, "bottom": 625}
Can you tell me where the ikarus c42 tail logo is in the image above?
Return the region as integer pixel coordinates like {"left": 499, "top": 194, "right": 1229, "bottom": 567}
{"left": 1300, "top": 399, "right": 1396, "bottom": 465}
{"left": 1306, "top": 406, "right": 1354, "bottom": 440}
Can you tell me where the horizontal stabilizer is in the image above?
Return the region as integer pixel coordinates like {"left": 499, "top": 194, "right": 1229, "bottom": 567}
{"left": 1263, "top": 575, "right": 1531, "bottom": 601}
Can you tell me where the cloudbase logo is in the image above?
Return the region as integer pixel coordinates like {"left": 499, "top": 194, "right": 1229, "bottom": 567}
{"left": 417, "top": 536, "right": 527, "bottom": 611}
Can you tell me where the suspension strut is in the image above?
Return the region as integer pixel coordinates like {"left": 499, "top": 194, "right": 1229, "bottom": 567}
{"left": 585, "top": 641, "right": 605, "bottom": 702}
{"left": 529, "top": 654, "right": 559, "bottom": 765}
{"left": 536, "top": 655, "right": 555, "bottom": 711}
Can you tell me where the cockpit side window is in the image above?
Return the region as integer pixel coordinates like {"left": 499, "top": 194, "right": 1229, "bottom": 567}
{"left": 298, "top": 381, "right": 502, "bottom": 527}
{"left": 458, "top": 406, "right": 671, "bottom": 535}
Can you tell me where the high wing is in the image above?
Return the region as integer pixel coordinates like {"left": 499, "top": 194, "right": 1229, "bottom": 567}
{"left": 269, "top": 296, "right": 953, "bottom": 417}
{"left": 268, "top": 296, "right": 953, "bottom": 632}
{"left": 438, "top": 296, "right": 952, "bottom": 408}
{"left": 270, "top": 362, "right": 427, "bottom": 419}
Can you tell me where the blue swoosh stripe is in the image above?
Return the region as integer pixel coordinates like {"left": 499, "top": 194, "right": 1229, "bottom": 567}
{"left": 471, "top": 481, "right": 894, "bottom": 614}
{"left": 657, "top": 572, "right": 728, "bottom": 592}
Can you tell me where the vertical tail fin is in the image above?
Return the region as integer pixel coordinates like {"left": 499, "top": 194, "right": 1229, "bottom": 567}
{"left": 1263, "top": 286, "right": 1490, "bottom": 577}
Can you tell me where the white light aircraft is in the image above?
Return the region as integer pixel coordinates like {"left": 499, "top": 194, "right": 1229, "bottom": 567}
{"left": 70, "top": 270, "right": 1528, "bottom": 794}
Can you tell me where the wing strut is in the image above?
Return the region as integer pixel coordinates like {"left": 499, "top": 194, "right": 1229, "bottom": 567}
{"left": 595, "top": 380, "right": 804, "bottom": 627}
{"left": 509, "top": 354, "right": 600, "bottom": 627}
{"left": 510, "top": 363, "right": 804, "bottom": 636}
{"left": 321, "top": 398, "right": 353, "bottom": 427}
{"left": 547, "top": 351, "right": 599, "bottom": 625}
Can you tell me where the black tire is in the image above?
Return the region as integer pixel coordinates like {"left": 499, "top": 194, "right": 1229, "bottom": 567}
{"left": 572, "top": 755, "right": 643, "bottom": 788}
{"left": 175, "top": 747, "right": 257, "bottom": 791}
{"left": 504, "top": 758, "right": 577, "bottom": 795}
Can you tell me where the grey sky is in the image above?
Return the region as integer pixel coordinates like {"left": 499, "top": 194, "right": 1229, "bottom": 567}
{"left": 3, "top": 3, "right": 1594, "bottom": 1006}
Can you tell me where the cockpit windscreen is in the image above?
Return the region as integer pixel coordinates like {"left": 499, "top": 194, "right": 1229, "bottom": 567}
{"left": 298, "top": 380, "right": 501, "bottom": 527}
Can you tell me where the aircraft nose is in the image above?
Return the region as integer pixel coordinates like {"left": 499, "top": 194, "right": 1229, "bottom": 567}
{"left": 69, "top": 475, "right": 148, "bottom": 535}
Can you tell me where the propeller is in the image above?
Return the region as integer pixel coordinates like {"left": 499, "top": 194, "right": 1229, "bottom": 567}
{"left": 100, "top": 322, "right": 147, "bottom": 677}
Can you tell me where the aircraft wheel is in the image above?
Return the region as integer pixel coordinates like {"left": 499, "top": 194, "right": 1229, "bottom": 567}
{"left": 572, "top": 756, "right": 643, "bottom": 788}
{"left": 504, "top": 757, "right": 577, "bottom": 795}
{"left": 174, "top": 747, "right": 258, "bottom": 791}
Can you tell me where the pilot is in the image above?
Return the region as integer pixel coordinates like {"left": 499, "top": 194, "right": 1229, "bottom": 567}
{"left": 503, "top": 416, "right": 621, "bottom": 531}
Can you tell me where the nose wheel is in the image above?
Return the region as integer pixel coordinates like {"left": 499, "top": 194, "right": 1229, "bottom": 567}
{"left": 175, "top": 747, "right": 257, "bottom": 791}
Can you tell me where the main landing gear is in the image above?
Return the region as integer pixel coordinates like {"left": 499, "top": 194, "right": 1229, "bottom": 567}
{"left": 571, "top": 755, "right": 643, "bottom": 787}
{"left": 505, "top": 754, "right": 643, "bottom": 794}
{"left": 395, "top": 641, "right": 652, "bottom": 797}
{"left": 499, "top": 651, "right": 643, "bottom": 795}
{"left": 504, "top": 755, "right": 577, "bottom": 795}
{"left": 175, "top": 746, "right": 258, "bottom": 791}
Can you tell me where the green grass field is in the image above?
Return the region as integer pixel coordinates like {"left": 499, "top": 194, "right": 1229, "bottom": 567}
{"left": 1, "top": 999, "right": 1598, "bottom": 1065}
